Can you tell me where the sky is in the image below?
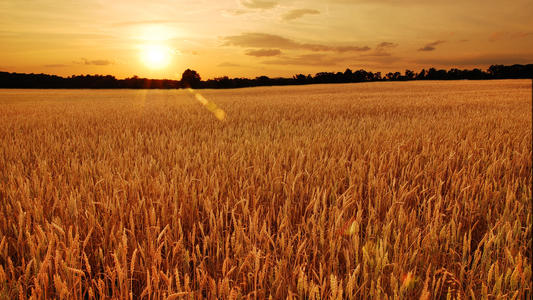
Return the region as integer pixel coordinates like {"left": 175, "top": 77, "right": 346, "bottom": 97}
{"left": 1, "top": 0, "right": 532, "bottom": 80}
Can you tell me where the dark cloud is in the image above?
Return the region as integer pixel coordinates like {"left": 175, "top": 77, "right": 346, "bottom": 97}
{"left": 245, "top": 48, "right": 282, "bottom": 57}
{"left": 223, "top": 33, "right": 370, "bottom": 53}
{"left": 282, "top": 9, "right": 320, "bottom": 21}
{"left": 75, "top": 58, "right": 113, "bottom": 66}
{"left": 218, "top": 62, "right": 240, "bottom": 67}
{"left": 241, "top": 0, "right": 278, "bottom": 9}
{"left": 418, "top": 40, "right": 445, "bottom": 51}
{"left": 44, "top": 64, "right": 67, "bottom": 68}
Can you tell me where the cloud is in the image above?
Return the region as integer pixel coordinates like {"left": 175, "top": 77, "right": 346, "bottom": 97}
{"left": 44, "top": 64, "right": 68, "bottom": 68}
{"left": 355, "top": 54, "right": 403, "bottom": 65}
{"left": 245, "top": 48, "right": 282, "bottom": 57}
{"left": 224, "top": 9, "right": 248, "bottom": 16}
{"left": 262, "top": 52, "right": 403, "bottom": 66}
{"left": 489, "top": 31, "right": 533, "bottom": 42}
{"left": 413, "top": 53, "right": 533, "bottom": 66}
{"left": 75, "top": 58, "right": 113, "bottom": 66}
{"left": 282, "top": 9, "right": 320, "bottom": 21}
{"left": 240, "top": 0, "right": 278, "bottom": 9}
{"left": 376, "top": 42, "right": 398, "bottom": 49}
{"left": 418, "top": 40, "right": 445, "bottom": 51}
{"left": 113, "top": 19, "right": 181, "bottom": 26}
{"left": 223, "top": 33, "right": 370, "bottom": 53}
{"left": 218, "top": 62, "right": 241, "bottom": 67}
{"left": 488, "top": 32, "right": 505, "bottom": 42}
{"left": 327, "top": 0, "right": 456, "bottom": 6}
{"left": 362, "top": 52, "right": 392, "bottom": 57}
{"left": 180, "top": 50, "right": 199, "bottom": 55}
{"left": 263, "top": 54, "right": 342, "bottom": 66}
{"left": 360, "top": 41, "right": 398, "bottom": 57}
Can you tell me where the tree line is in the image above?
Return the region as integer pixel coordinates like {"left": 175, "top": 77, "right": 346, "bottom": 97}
{"left": 0, "top": 64, "right": 531, "bottom": 89}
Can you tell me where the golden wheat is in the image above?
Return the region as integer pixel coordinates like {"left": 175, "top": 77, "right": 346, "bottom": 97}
{"left": 0, "top": 80, "right": 531, "bottom": 299}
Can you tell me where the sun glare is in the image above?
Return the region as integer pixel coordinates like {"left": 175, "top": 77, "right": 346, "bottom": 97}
{"left": 140, "top": 45, "right": 172, "bottom": 69}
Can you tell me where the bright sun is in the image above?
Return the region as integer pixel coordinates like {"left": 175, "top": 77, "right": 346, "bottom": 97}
{"left": 140, "top": 45, "right": 172, "bottom": 69}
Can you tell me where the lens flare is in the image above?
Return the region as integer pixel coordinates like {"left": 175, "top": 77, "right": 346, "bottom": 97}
{"left": 187, "top": 88, "right": 226, "bottom": 121}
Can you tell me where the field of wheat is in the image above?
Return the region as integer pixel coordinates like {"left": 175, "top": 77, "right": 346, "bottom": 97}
{"left": 0, "top": 80, "right": 531, "bottom": 299}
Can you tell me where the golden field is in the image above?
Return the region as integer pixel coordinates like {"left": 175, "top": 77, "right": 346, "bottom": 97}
{"left": 0, "top": 80, "right": 531, "bottom": 299}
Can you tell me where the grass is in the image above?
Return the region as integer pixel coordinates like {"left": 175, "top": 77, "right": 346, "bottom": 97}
{"left": 0, "top": 80, "right": 531, "bottom": 299}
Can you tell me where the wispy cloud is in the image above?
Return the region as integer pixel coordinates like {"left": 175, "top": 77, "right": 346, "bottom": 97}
{"left": 223, "top": 33, "right": 370, "bottom": 53}
{"left": 263, "top": 53, "right": 342, "bottom": 66}
{"left": 223, "top": 9, "right": 249, "bottom": 16}
{"left": 240, "top": 0, "right": 278, "bottom": 9}
{"left": 361, "top": 41, "right": 399, "bottom": 56}
{"left": 376, "top": 42, "right": 398, "bottom": 50}
{"left": 218, "top": 62, "right": 241, "bottom": 67}
{"left": 44, "top": 64, "right": 68, "bottom": 68}
{"left": 113, "top": 19, "right": 181, "bottom": 26}
{"left": 489, "top": 31, "right": 533, "bottom": 42}
{"left": 418, "top": 40, "right": 445, "bottom": 51}
{"left": 75, "top": 58, "right": 113, "bottom": 66}
{"left": 413, "top": 53, "right": 533, "bottom": 66}
{"left": 282, "top": 9, "right": 320, "bottom": 21}
{"left": 261, "top": 52, "right": 402, "bottom": 66}
{"left": 245, "top": 48, "right": 282, "bottom": 57}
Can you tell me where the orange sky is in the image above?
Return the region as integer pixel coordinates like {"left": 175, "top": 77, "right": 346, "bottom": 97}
{"left": 1, "top": 0, "right": 532, "bottom": 80}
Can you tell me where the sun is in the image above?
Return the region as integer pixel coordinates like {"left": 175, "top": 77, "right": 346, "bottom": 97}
{"left": 140, "top": 45, "right": 172, "bottom": 69}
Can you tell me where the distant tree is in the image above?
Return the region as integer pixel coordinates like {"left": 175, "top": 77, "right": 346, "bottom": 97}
{"left": 393, "top": 72, "right": 401, "bottom": 80}
{"left": 353, "top": 70, "right": 368, "bottom": 82}
{"left": 447, "top": 68, "right": 461, "bottom": 79}
{"left": 255, "top": 76, "right": 272, "bottom": 86}
{"left": 293, "top": 74, "right": 307, "bottom": 84}
{"left": 426, "top": 68, "right": 448, "bottom": 80}
{"left": 404, "top": 69, "right": 415, "bottom": 80}
{"left": 1, "top": 64, "right": 531, "bottom": 89}
{"left": 386, "top": 72, "right": 401, "bottom": 80}
{"left": 181, "top": 69, "right": 201, "bottom": 88}
{"left": 314, "top": 72, "right": 336, "bottom": 83}
{"left": 417, "top": 69, "right": 426, "bottom": 80}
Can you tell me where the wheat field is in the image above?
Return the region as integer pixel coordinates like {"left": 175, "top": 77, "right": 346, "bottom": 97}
{"left": 0, "top": 80, "right": 531, "bottom": 299}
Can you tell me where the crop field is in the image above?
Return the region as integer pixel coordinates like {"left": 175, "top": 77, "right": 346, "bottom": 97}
{"left": 0, "top": 80, "right": 531, "bottom": 299}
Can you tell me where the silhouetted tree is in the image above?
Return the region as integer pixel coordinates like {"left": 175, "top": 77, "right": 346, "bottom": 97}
{"left": 181, "top": 69, "right": 201, "bottom": 88}
{"left": 405, "top": 70, "right": 415, "bottom": 80}
{"left": 416, "top": 69, "right": 426, "bottom": 80}
{"left": 293, "top": 74, "right": 307, "bottom": 84}
{"left": 1, "top": 64, "right": 531, "bottom": 89}
{"left": 256, "top": 76, "right": 271, "bottom": 86}
{"left": 344, "top": 68, "right": 353, "bottom": 77}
